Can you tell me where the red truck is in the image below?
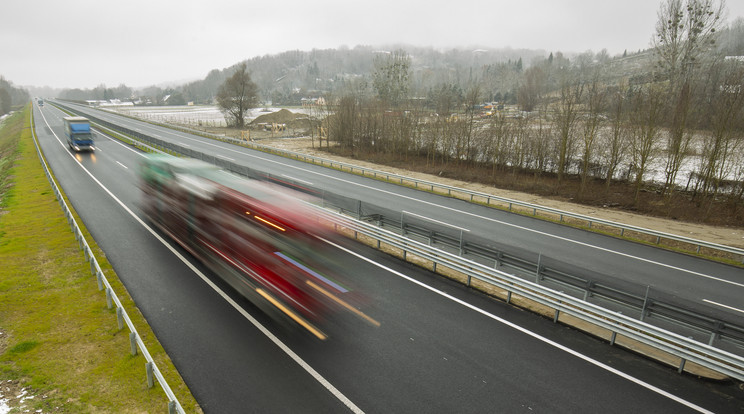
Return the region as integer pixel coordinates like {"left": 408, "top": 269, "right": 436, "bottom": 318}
{"left": 138, "top": 154, "right": 376, "bottom": 339}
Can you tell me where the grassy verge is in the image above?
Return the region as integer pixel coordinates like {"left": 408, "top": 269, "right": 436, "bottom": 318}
{"left": 0, "top": 105, "right": 201, "bottom": 413}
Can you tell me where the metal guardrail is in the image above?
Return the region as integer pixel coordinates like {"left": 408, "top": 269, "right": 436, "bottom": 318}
{"left": 317, "top": 208, "right": 744, "bottom": 382}
{"left": 357, "top": 207, "right": 744, "bottom": 351}
{"left": 54, "top": 102, "right": 744, "bottom": 380}
{"left": 30, "top": 109, "right": 185, "bottom": 414}
{"left": 71, "top": 101, "right": 744, "bottom": 262}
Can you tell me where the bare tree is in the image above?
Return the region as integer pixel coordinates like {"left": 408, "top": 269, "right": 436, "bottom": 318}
{"left": 695, "top": 59, "right": 744, "bottom": 202}
{"left": 578, "top": 68, "right": 607, "bottom": 198}
{"left": 216, "top": 62, "right": 259, "bottom": 129}
{"left": 601, "top": 84, "right": 630, "bottom": 189}
{"left": 661, "top": 81, "right": 695, "bottom": 198}
{"left": 653, "top": 0, "right": 725, "bottom": 88}
{"left": 462, "top": 82, "right": 482, "bottom": 165}
{"left": 553, "top": 67, "right": 583, "bottom": 182}
{"left": 372, "top": 49, "right": 411, "bottom": 108}
{"left": 517, "top": 66, "right": 546, "bottom": 112}
{"left": 485, "top": 112, "right": 511, "bottom": 174}
{"left": 629, "top": 84, "right": 665, "bottom": 204}
{"left": 653, "top": 0, "right": 726, "bottom": 197}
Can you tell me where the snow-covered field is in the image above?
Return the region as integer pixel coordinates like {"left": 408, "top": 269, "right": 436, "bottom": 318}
{"left": 112, "top": 105, "right": 314, "bottom": 127}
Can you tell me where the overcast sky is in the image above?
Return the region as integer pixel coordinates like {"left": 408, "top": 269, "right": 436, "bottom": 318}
{"left": 3, "top": 0, "right": 743, "bottom": 90}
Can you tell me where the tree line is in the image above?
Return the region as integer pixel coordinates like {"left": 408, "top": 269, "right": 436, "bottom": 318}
{"left": 322, "top": 1, "right": 744, "bottom": 217}
{"left": 0, "top": 77, "right": 30, "bottom": 117}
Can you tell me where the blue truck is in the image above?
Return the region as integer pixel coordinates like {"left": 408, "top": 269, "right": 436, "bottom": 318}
{"left": 63, "top": 116, "right": 94, "bottom": 152}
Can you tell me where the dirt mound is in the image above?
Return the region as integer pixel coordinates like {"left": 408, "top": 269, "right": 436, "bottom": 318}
{"left": 250, "top": 109, "right": 303, "bottom": 125}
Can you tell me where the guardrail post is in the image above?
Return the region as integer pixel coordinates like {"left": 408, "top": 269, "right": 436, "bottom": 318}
{"left": 610, "top": 331, "right": 617, "bottom": 346}
{"left": 130, "top": 332, "right": 138, "bottom": 356}
{"left": 535, "top": 253, "right": 542, "bottom": 283}
{"left": 168, "top": 401, "right": 176, "bottom": 414}
{"left": 146, "top": 362, "right": 154, "bottom": 388}
{"left": 640, "top": 286, "right": 650, "bottom": 321}
{"left": 116, "top": 307, "right": 124, "bottom": 330}
{"left": 678, "top": 358, "right": 686, "bottom": 374}
{"left": 96, "top": 270, "right": 104, "bottom": 291}
{"left": 105, "top": 287, "right": 113, "bottom": 309}
{"left": 553, "top": 301, "right": 561, "bottom": 323}
{"left": 583, "top": 281, "right": 594, "bottom": 301}
{"left": 708, "top": 321, "right": 722, "bottom": 346}
{"left": 459, "top": 229, "right": 464, "bottom": 256}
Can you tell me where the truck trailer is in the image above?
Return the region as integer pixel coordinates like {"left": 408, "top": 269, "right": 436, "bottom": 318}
{"left": 63, "top": 116, "right": 94, "bottom": 152}
{"left": 138, "top": 155, "right": 377, "bottom": 339}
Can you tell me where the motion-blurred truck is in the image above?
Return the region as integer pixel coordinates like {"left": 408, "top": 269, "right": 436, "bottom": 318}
{"left": 138, "top": 155, "right": 377, "bottom": 339}
{"left": 63, "top": 116, "right": 94, "bottom": 151}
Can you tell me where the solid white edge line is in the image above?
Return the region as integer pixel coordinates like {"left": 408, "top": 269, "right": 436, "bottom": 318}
{"left": 37, "top": 109, "right": 365, "bottom": 414}
{"left": 322, "top": 238, "right": 715, "bottom": 414}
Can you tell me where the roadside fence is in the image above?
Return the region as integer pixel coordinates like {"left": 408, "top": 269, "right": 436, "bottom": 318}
{"left": 30, "top": 109, "right": 185, "bottom": 414}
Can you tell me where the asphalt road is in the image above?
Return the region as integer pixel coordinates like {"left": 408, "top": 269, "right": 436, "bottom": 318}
{"left": 58, "top": 102, "right": 744, "bottom": 327}
{"left": 31, "top": 103, "right": 744, "bottom": 413}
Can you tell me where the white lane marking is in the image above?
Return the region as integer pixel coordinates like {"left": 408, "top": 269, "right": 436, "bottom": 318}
{"left": 36, "top": 110, "right": 366, "bottom": 414}
{"left": 216, "top": 154, "right": 235, "bottom": 161}
{"left": 703, "top": 299, "right": 744, "bottom": 315}
{"left": 324, "top": 239, "right": 715, "bottom": 414}
{"left": 89, "top": 110, "right": 742, "bottom": 289}
{"left": 116, "top": 161, "right": 128, "bottom": 170}
{"left": 281, "top": 174, "right": 314, "bottom": 186}
{"left": 403, "top": 210, "right": 470, "bottom": 232}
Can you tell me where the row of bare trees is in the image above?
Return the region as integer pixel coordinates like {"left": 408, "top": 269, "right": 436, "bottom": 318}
{"left": 323, "top": 1, "right": 744, "bottom": 214}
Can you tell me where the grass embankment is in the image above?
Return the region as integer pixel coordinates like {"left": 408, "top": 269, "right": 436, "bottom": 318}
{"left": 0, "top": 106, "right": 201, "bottom": 413}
